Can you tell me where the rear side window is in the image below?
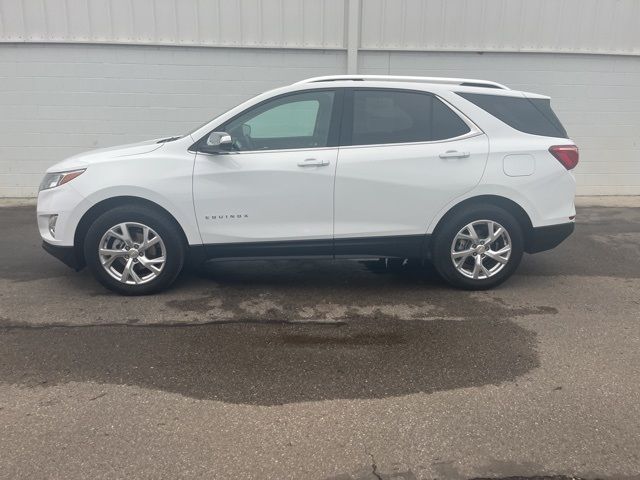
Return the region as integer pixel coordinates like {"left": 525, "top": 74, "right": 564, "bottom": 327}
{"left": 350, "top": 90, "right": 471, "bottom": 146}
{"left": 457, "top": 92, "right": 568, "bottom": 138}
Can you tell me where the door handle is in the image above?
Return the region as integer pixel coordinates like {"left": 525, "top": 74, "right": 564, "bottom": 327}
{"left": 439, "top": 150, "right": 470, "bottom": 159}
{"left": 297, "top": 158, "right": 329, "bottom": 167}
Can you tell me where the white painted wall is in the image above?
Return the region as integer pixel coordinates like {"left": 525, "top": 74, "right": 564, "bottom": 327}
{"left": 0, "top": 0, "right": 347, "bottom": 49}
{"left": 1, "top": 43, "right": 639, "bottom": 196}
{"left": 2, "top": 0, "right": 638, "bottom": 56}
{"left": 360, "top": 0, "right": 640, "bottom": 56}
{"left": 2, "top": 0, "right": 639, "bottom": 196}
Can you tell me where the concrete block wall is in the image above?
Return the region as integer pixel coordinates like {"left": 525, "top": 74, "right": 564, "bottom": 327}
{"left": 0, "top": 43, "right": 346, "bottom": 197}
{"left": 1, "top": 43, "right": 639, "bottom": 196}
{"left": 360, "top": 51, "right": 640, "bottom": 196}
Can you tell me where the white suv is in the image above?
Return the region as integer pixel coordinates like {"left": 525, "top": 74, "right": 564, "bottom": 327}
{"left": 37, "top": 75, "right": 577, "bottom": 295}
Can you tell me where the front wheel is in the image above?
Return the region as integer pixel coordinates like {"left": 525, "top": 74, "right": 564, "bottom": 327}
{"left": 84, "top": 205, "right": 185, "bottom": 295}
{"left": 431, "top": 205, "right": 524, "bottom": 290}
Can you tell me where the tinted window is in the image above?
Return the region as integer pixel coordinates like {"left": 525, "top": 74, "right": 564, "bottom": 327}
{"left": 246, "top": 99, "right": 320, "bottom": 138}
{"left": 457, "top": 92, "right": 568, "bottom": 138}
{"left": 222, "top": 90, "right": 335, "bottom": 151}
{"left": 350, "top": 90, "right": 470, "bottom": 146}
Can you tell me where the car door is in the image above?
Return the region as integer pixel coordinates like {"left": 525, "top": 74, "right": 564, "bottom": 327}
{"left": 334, "top": 88, "right": 489, "bottom": 257}
{"left": 193, "top": 89, "right": 342, "bottom": 257}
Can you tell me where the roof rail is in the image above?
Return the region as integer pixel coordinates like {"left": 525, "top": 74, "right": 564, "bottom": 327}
{"left": 295, "top": 75, "right": 509, "bottom": 90}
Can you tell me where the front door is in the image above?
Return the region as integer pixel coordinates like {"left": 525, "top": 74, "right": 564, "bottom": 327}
{"left": 193, "top": 89, "right": 341, "bottom": 257}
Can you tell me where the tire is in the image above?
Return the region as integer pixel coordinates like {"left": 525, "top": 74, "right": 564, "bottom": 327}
{"left": 83, "top": 205, "right": 185, "bottom": 295}
{"left": 431, "top": 204, "right": 524, "bottom": 290}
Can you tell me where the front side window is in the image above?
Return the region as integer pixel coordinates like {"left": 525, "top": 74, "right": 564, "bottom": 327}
{"left": 350, "top": 90, "right": 471, "bottom": 146}
{"left": 222, "top": 90, "right": 335, "bottom": 151}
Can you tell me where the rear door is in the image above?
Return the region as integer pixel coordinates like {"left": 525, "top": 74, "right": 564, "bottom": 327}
{"left": 334, "top": 88, "right": 489, "bottom": 256}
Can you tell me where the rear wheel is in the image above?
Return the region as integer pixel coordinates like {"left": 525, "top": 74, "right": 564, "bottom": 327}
{"left": 84, "top": 205, "right": 185, "bottom": 295}
{"left": 432, "top": 205, "right": 523, "bottom": 290}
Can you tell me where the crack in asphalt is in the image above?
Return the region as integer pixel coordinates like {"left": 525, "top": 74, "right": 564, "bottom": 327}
{"left": 364, "top": 447, "right": 383, "bottom": 480}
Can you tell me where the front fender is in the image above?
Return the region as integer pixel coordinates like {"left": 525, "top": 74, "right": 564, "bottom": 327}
{"left": 76, "top": 186, "right": 201, "bottom": 246}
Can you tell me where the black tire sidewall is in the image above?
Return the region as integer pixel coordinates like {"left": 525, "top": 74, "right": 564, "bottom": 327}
{"left": 432, "top": 205, "right": 524, "bottom": 290}
{"left": 84, "top": 205, "right": 185, "bottom": 295}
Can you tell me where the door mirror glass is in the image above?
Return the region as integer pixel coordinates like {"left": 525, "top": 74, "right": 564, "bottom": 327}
{"left": 202, "top": 131, "right": 233, "bottom": 153}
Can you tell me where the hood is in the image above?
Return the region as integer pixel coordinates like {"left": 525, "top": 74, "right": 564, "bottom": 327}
{"left": 46, "top": 137, "right": 173, "bottom": 172}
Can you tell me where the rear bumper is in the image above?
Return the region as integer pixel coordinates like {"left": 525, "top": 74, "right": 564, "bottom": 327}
{"left": 42, "top": 241, "right": 84, "bottom": 270}
{"left": 526, "top": 222, "right": 575, "bottom": 254}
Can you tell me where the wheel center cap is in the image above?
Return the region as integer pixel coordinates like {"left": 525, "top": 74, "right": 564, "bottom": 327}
{"left": 477, "top": 245, "right": 486, "bottom": 254}
{"left": 128, "top": 248, "right": 139, "bottom": 259}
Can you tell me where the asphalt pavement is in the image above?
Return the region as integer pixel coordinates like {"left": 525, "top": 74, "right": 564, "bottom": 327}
{"left": 1, "top": 204, "right": 639, "bottom": 479}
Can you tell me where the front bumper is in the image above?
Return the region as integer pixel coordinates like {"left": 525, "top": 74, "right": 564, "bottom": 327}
{"left": 37, "top": 183, "right": 87, "bottom": 246}
{"left": 525, "top": 222, "right": 575, "bottom": 254}
{"left": 42, "top": 241, "right": 84, "bottom": 270}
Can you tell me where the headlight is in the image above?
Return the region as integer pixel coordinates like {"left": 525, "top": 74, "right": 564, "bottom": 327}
{"left": 39, "top": 169, "right": 86, "bottom": 192}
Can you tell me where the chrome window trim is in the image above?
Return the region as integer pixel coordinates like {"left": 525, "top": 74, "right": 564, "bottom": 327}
{"left": 195, "top": 131, "right": 485, "bottom": 156}
{"left": 436, "top": 94, "right": 485, "bottom": 136}
{"left": 192, "top": 88, "right": 485, "bottom": 155}
{"left": 340, "top": 92, "right": 485, "bottom": 150}
{"left": 336, "top": 130, "right": 485, "bottom": 151}
{"left": 195, "top": 146, "right": 340, "bottom": 156}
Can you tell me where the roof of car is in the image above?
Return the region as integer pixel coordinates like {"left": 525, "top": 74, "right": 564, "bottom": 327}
{"left": 294, "top": 75, "right": 510, "bottom": 90}
{"left": 291, "top": 75, "right": 549, "bottom": 100}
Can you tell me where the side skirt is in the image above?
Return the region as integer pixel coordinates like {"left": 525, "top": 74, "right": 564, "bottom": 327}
{"left": 333, "top": 234, "right": 429, "bottom": 259}
{"left": 193, "top": 235, "right": 431, "bottom": 262}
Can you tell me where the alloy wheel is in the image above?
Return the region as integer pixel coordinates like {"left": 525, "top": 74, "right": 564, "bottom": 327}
{"left": 98, "top": 222, "right": 166, "bottom": 285}
{"left": 450, "top": 219, "right": 512, "bottom": 280}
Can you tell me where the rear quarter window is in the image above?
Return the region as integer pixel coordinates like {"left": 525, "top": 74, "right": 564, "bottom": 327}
{"left": 457, "top": 92, "right": 568, "bottom": 138}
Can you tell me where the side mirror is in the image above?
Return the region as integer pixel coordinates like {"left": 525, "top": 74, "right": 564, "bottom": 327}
{"left": 201, "top": 131, "right": 233, "bottom": 154}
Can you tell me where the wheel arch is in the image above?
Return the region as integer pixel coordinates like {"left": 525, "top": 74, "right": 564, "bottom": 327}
{"left": 429, "top": 194, "right": 535, "bottom": 254}
{"left": 73, "top": 196, "right": 190, "bottom": 269}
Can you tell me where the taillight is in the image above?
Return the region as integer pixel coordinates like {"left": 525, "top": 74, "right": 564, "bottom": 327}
{"left": 549, "top": 145, "right": 579, "bottom": 170}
